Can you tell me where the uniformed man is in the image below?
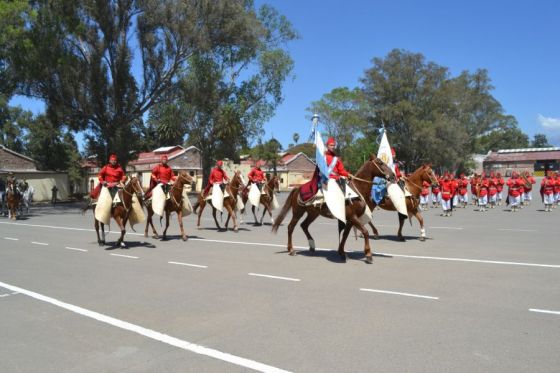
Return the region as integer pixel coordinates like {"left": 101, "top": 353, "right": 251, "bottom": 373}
{"left": 89, "top": 154, "right": 127, "bottom": 201}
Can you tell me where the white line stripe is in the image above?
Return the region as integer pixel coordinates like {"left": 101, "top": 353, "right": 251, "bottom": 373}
{"left": 168, "top": 261, "right": 207, "bottom": 269}
{"left": 429, "top": 226, "right": 464, "bottom": 230}
{"left": 248, "top": 273, "right": 300, "bottom": 282}
{"left": 499, "top": 228, "right": 538, "bottom": 232}
{"left": 65, "top": 247, "right": 88, "bottom": 252}
{"left": 0, "top": 281, "right": 291, "bottom": 373}
{"left": 0, "top": 292, "right": 18, "bottom": 298}
{"left": 2, "top": 222, "right": 559, "bottom": 269}
{"left": 110, "top": 254, "right": 138, "bottom": 259}
{"left": 4, "top": 237, "right": 19, "bottom": 240}
{"left": 360, "top": 288, "right": 439, "bottom": 300}
{"left": 31, "top": 241, "right": 49, "bottom": 246}
{"left": 529, "top": 308, "right": 560, "bottom": 315}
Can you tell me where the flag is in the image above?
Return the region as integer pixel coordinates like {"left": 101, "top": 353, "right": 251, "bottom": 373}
{"left": 315, "top": 129, "right": 329, "bottom": 182}
{"left": 377, "top": 129, "right": 394, "bottom": 173}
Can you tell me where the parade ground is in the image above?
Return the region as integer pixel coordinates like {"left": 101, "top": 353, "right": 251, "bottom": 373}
{"left": 1, "top": 195, "right": 559, "bottom": 373}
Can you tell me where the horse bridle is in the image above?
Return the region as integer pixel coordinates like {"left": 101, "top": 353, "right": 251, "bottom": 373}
{"left": 351, "top": 158, "right": 392, "bottom": 185}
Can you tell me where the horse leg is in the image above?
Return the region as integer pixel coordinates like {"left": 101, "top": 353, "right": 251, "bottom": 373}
{"left": 212, "top": 207, "right": 222, "bottom": 230}
{"left": 115, "top": 215, "right": 126, "bottom": 248}
{"left": 348, "top": 215, "right": 373, "bottom": 264}
{"left": 177, "top": 209, "right": 187, "bottom": 241}
{"left": 197, "top": 199, "right": 205, "bottom": 230}
{"left": 286, "top": 208, "right": 305, "bottom": 256}
{"left": 368, "top": 221, "right": 379, "bottom": 239}
{"left": 162, "top": 210, "right": 171, "bottom": 239}
{"left": 337, "top": 223, "right": 354, "bottom": 262}
{"left": 300, "top": 209, "right": 320, "bottom": 252}
{"left": 101, "top": 222, "right": 106, "bottom": 245}
{"left": 95, "top": 219, "right": 103, "bottom": 246}
{"left": 225, "top": 204, "right": 238, "bottom": 232}
{"left": 397, "top": 213, "right": 406, "bottom": 242}
{"left": 252, "top": 206, "right": 259, "bottom": 225}
{"left": 415, "top": 210, "right": 426, "bottom": 241}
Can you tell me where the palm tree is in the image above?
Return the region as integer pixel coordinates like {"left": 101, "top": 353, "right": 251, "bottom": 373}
{"left": 292, "top": 132, "right": 300, "bottom": 145}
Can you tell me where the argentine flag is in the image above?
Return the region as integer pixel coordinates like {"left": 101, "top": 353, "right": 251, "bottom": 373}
{"left": 314, "top": 129, "right": 329, "bottom": 182}
{"left": 377, "top": 129, "right": 395, "bottom": 173}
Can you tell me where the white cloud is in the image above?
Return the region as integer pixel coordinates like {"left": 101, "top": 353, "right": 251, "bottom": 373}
{"left": 537, "top": 114, "right": 560, "bottom": 129}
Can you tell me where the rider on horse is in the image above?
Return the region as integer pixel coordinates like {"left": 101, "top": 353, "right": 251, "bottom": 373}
{"left": 247, "top": 162, "right": 266, "bottom": 191}
{"left": 324, "top": 137, "right": 350, "bottom": 192}
{"left": 202, "top": 160, "right": 229, "bottom": 197}
{"left": 90, "top": 154, "right": 127, "bottom": 202}
{"left": 146, "top": 155, "right": 177, "bottom": 199}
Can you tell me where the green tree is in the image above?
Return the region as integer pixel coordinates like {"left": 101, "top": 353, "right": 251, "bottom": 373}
{"left": 292, "top": 132, "right": 299, "bottom": 145}
{"left": 475, "top": 115, "right": 529, "bottom": 152}
{"left": 531, "top": 133, "right": 551, "bottom": 148}
{"left": 251, "top": 138, "right": 282, "bottom": 175}
{"left": 0, "top": 103, "right": 31, "bottom": 153}
{"left": 150, "top": 4, "right": 297, "bottom": 181}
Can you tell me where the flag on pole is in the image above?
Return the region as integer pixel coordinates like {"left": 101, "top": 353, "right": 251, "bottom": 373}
{"left": 315, "top": 129, "right": 329, "bottom": 182}
{"left": 377, "top": 129, "right": 395, "bottom": 173}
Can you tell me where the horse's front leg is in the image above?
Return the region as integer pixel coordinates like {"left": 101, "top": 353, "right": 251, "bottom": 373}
{"left": 177, "top": 209, "right": 187, "bottom": 241}
{"left": 337, "top": 222, "right": 354, "bottom": 262}
{"left": 300, "top": 209, "right": 320, "bottom": 252}
{"left": 114, "top": 215, "right": 126, "bottom": 248}
{"left": 368, "top": 222, "right": 379, "bottom": 239}
{"left": 225, "top": 204, "right": 238, "bottom": 232}
{"left": 100, "top": 222, "right": 106, "bottom": 245}
{"left": 397, "top": 213, "right": 406, "bottom": 242}
{"left": 212, "top": 207, "right": 222, "bottom": 230}
{"left": 349, "top": 216, "right": 373, "bottom": 264}
{"left": 286, "top": 208, "right": 305, "bottom": 256}
{"left": 196, "top": 199, "right": 205, "bottom": 230}
{"left": 414, "top": 210, "right": 426, "bottom": 242}
{"left": 251, "top": 206, "right": 259, "bottom": 225}
{"left": 162, "top": 210, "right": 171, "bottom": 239}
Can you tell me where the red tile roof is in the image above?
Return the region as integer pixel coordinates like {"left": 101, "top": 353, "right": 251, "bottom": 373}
{"left": 129, "top": 146, "right": 186, "bottom": 166}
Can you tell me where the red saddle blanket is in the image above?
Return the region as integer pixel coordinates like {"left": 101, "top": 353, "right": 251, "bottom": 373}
{"left": 299, "top": 167, "right": 320, "bottom": 202}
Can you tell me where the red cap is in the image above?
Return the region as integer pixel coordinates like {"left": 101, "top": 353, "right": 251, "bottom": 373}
{"left": 109, "top": 154, "right": 117, "bottom": 161}
{"left": 326, "top": 137, "right": 336, "bottom": 146}
{"left": 161, "top": 155, "right": 168, "bottom": 161}
{"left": 216, "top": 160, "right": 223, "bottom": 167}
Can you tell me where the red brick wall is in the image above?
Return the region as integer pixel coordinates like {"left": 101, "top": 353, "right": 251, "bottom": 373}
{"left": 0, "top": 149, "right": 37, "bottom": 170}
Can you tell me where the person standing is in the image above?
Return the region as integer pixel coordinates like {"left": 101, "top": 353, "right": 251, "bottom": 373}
{"left": 541, "top": 171, "right": 556, "bottom": 212}
{"left": 507, "top": 171, "right": 523, "bottom": 212}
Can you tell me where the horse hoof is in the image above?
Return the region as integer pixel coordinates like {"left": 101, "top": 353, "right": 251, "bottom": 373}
{"left": 98, "top": 241, "right": 104, "bottom": 247}
{"left": 398, "top": 237, "right": 406, "bottom": 242}
{"left": 234, "top": 227, "right": 239, "bottom": 233}
{"left": 288, "top": 250, "right": 296, "bottom": 256}
{"left": 420, "top": 237, "right": 426, "bottom": 242}
{"left": 182, "top": 235, "right": 188, "bottom": 241}
{"left": 365, "top": 256, "right": 373, "bottom": 264}
{"left": 340, "top": 256, "right": 347, "bottom": 263}
{"left": 144, "top": 233, "right": 148, "bottom": 238}
{"left": 373, "top": 235, "right": 380, "bottom": 240}
{"left": 120, "top": 242, "right": 126, "bottom": 248}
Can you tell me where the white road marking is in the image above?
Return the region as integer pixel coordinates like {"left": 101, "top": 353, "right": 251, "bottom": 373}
{"left": 499, "top": 228, "right": 538, "bottom": 232}
{"left": 110, "top": 254, "right": 138, "bottom": 259}
{"left": 429, "top": 226, "right": 464, "bottom": 230}
{"left": 31, "top": 241, "right": 49, "bottom": 246}
{"left": 0, "top": 292, "right": 19, "bottom": 298}
{"left": 529, "top": 308, "right": 560, "bottom": 315}
{"left": 0, "top": 281, "right": 291, "bottom": 373}
{"left": 168, "top": 261, "right": 207, "bottom": 269}
{"left": 360, "top": 288, "right": 439, "bottom": 300}
{"left": 3, "top": 221, "right": 560, "bottom": 269}
{"left": 4, "top": 237, "right": 19, "bottom": 240}
{"left": 248, "top": 273, "right": 300, "bottom": 282}
{"left": 65, "top": 247, "right": 88, "bottom": 252}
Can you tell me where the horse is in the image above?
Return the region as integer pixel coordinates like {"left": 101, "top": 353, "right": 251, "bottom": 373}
{"left": 18, "top": 183, "right": 34, "bottom": 215}
{"left": 144, "top": 171, "right": 195, "bottom": 241}
{"left": 241, "top": 175, "right": 280, "bottom": 225}
{"left": 272, "top": 155, "right": 395, "bottom": 264}
{"left": 6, "top": 179, "right": 22, "bottom": 220}
{"left": 91, "top": 177, "right": 144, "bottom": 247}
{"left": 368, "top": 164, "right": 439, "bottom": 242}
{"left": 193, "top": 171, "right": 244, "bottom": 232}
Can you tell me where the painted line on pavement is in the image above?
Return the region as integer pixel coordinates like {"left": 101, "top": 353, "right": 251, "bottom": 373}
{"left": 168, "top": 261, "right": 207, "bottom": 269}
{"left": 0, "top": 292, "right": 19, "bottom": 298}
{"left": 499, "top": 228, "right": 538, "bottom": 232}
{"left": 65, "top": 247, "right": 88, "bottom": 252}
{"left": 248, "top": 273, "right": 300, "bottom": 282}
{"left": 3, "top": 221, "right": 559, "bottom": 269}
{"left": 31, "top": 241, "right": 49, "bottom": 246}
{"left": 360, "top": 288, "right": 439, "bottom": 300}
{"left": 0, "top": 280, "right": 291, "bottom": 373}
{"left": 110, "top": 254, "right": 138, "bottom": 259}
{"left": 429, "top": 226, "right": 464, "bottom": 230}
{"left": 529, "top": 308, "right": 560, "bottom": 315}
{"left": 4, "top": 237, "right": 19, "bottom": 241}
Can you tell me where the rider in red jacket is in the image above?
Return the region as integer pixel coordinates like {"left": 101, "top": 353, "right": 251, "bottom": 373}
{"left": 146, "top": 155, "right": 177, "bottom": 198}
{"left": 90, "top": 154, "right": 126, "bottom": 200}
{"left": 203, "top": 160, "right": 229, "bottom": 197}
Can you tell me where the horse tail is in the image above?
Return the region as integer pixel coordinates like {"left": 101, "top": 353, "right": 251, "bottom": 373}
{"left": 272, "top": 188, "right": 297, "bottom": 233}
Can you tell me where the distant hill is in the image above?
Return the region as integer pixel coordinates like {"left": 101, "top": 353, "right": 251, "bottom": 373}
{"left": 286, "top": 143, "right": 314, "bottom": 159}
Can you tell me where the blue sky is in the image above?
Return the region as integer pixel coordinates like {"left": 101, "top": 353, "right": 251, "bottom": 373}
{"left": 10, "top": 0, "right": 560, "bottom": 149}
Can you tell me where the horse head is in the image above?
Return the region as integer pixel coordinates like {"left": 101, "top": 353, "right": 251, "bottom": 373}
{"left": 367, "top": 154, "right": 396, "bottom": 182}
{"left": 176, "top": 170, "right": 194, "bottom": 188}
{"left": 267, "top": 175, "right": 280, "bottom": 193}
{"left": 421, "top": 164, "right": 439, "bottom": 187}
{"left": 125, "top": 176, "right": 144, "bottom": 202}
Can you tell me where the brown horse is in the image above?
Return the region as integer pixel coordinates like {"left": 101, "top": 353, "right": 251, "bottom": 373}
{"left": 144, "top": 171, "right": 194, "bottom": 241}
{"left": 92, "top": 177, "right": 144, "bottom": 247}
{"left": 241, "top": 175, "right": 280, "bottom": 225}
{"left": 194, "top": 171, "right": 244, "bottom": 232}
{"left": 272, "top": 155, "right": 395, "bottom": 263}
{"left": 6, "top": 179, "right": 21, "bottom": 220}
{"left": 368, "top": 164, "right": 439, "bottom": 242}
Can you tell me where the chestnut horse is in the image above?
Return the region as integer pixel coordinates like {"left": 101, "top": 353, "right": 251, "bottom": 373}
{"left": 6, "top": 179, "right": 21, "bottom": 220}
{"left": 272, "top": 155, "right": 395, "bottom": 263}
{"left": 144, "top": 171, "right": 194, "bottom": 241}
{"left": 241, "top": 175, "right": 280, "bottom": 225}
{"left": 368, "top": 164, "right": 439, "bottom": 242}
{"left": 92, "top": 177, "right": 144, "bottom": 247}
{"left": 194, "top": 171, "right": 244, "bottom": 232}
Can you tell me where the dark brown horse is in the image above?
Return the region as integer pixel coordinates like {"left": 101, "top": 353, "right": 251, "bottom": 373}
{"left": 92, "top": 177, "right": 144, "bottom": 247}
{"left": 241, "top": 175, "right": 280, "bottom": 225}
{"left": 272, "top": 155, "right": 395, "bottom": 263}
{"left": 144, "top": 171, "right": 194, "bottom": 241}
{"left": 194, "top": 171, "right": 244, "bottom": 232}
{"left": 368, "top": 164, "right": 439, "bottom": 242}
{"left": 6, "top": 179, "right": 21, "bottom": 220}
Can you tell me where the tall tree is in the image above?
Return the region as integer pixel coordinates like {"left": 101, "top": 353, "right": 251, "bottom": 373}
{"left": 150, "top": 4, "right": 297, "bottom": 181}
{"left": 11, "top": 0, "right": 272, "bottom": 166}
{"left": 531, "top": 133, "right": 551, "bottom": 148}
{"left": 0, "top": 103, "right": 31, "bottom": 153}
{"left": 251, "top": 138, "right": 282, "bottom": 175}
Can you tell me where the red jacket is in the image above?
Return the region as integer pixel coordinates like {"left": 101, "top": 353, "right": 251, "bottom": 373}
{"left": 554, "top": 178, "right": 560, "bottom": 193}
{"left": 541, "top": 178, "right": 555, "bottom": 195}
{"left": 496, "top": 177, "right": 505, "bottom": 192}
{"left": 488, "top": 178, "right": 498, "bottom": 196}
{"left": 507, "top": 177, "right": 523, "bottom": 197}
{"left": 151, "top": 164, "right": 176, "bottom": 184}
{"left": 248, "top": 167, "right": 265, "bottom": 183}
{"left": 441, "top": 180, "right": 454, "bottom": 201}
{"left": 478, "top": 178, "right": 489, "bottom": 197}
{"left": 209, "top": 167, "right": 229, "bottom": 184}
{"left": 325, "top": 151, "right": 349, "bottom": 180}
{"left": 98, "top": 164, "right": 126, "bottom": 184}
{"left": 523, "top": 176, "right": 536, "bottom": 192}
{"left": 421, "top": 181, "right": 430, "bottom": 196}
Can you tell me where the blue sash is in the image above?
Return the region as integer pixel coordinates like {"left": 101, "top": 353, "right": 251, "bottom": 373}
{"left": 371, "top": 177, "right": 387, "bottom": 204}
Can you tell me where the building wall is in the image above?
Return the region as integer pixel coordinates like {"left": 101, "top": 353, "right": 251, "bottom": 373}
{"left": 17, "top": 173, "right": 69, "bottom": 202}
{"left": 0, "top": 148, "right": 36, "bottom": 170}
{"left": 484, "top": 161, "right": 535, "bottom": 176}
